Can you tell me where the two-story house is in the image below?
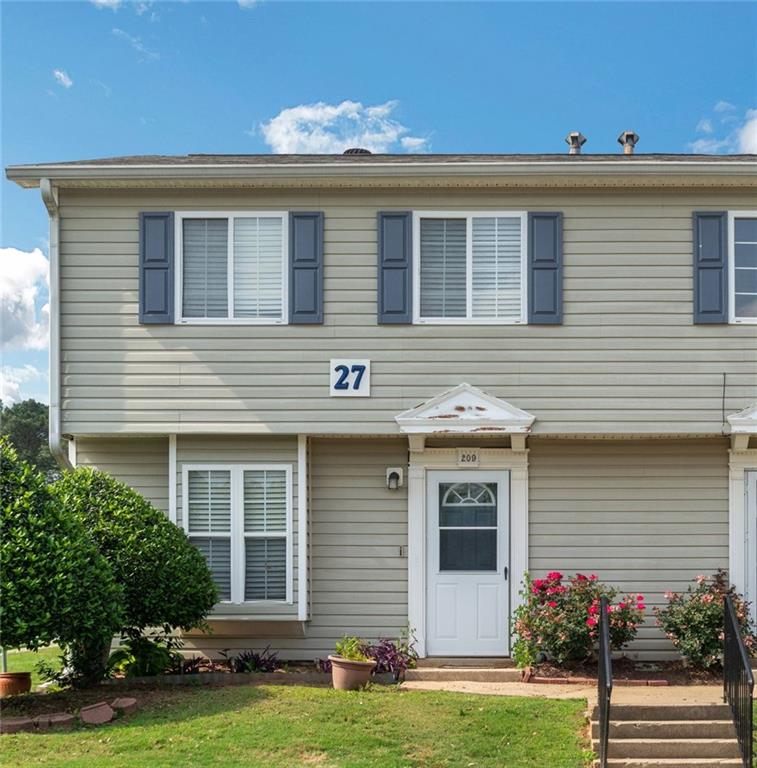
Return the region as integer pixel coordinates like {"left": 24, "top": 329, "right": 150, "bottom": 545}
{"left": 6, "top": 146, "right": 757, "bottom": 660}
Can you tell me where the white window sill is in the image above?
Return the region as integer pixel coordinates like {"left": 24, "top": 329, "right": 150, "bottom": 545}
{"left": 177, "top": 319, "right": 287, "bottom": 326}
{"left": 415, "top": 318, "right": 527, "bottom": 326}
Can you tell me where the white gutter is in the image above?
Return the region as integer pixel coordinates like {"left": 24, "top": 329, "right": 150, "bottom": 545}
{"left": 40, "top": 178, "right": 72, "bottom": 471}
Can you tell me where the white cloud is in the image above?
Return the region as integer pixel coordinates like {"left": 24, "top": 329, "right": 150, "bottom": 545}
{"left": 53, "top": 69, "right": 73, "bottom": 88}
{"left": 737, "top": 109, "right": 757, "bottom": 154}
{"left": 688, "top": 104, "right": 757, "bottom": 154}
{"left": 238, "top": 0, "right": 259, "bottom": 7}
{"left": 0, "top": 247, "right": 49, "bottom": 351}
{"left": 259, "top": 100, "right": 429, "bottom": 154}
{"left": 0, "top": 365, "right": 47, "bottom": 407}
{"left": 112, "top": 27, "right": 159, "bottom": 61}
{"left": 695, "top": 118, "right": 713, "bottom": 134}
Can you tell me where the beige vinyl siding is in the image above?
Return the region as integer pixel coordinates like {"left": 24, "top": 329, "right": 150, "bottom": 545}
{"left": 175, "top": 435, "right": 299, "bottom": 619}
{"left": 182, "top": 437, "right": 408, "bottom": 659}
{"left": 528, "top": 437, "right": 729, "bottom": 659}
{"left": 75, "top": 437, "right": 168, "bottom": 514}
{"left": 58, "top": 188, "right": 757, "bottom": 437}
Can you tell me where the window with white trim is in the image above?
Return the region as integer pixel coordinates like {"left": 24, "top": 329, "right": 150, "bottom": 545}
{"left": 732, "top": 212, "right": 757, "bottom": 323}
{"left": 177, "top": 212, "right": 288, "bottom": 324}
{"left": 414, "top": 211, "right": 527, "bottom": 324}
{"left": 182, "top": 464, "right": 292, "bottom": 603}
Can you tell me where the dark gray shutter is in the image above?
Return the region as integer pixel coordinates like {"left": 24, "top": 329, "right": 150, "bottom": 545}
{"left": 693, "top": 211, "right": 728, "bottom": 324}
{"left": 289, "top": 212, "right": 323, "bottom": 324}
{"left": 378, "top": 211, "right": 412, "bottom": 323}
{"left": 139, "top": 212, "right": 174, "bottom": 324}
{"left": 527, "top": 212, "right": 563, "bottom": 324}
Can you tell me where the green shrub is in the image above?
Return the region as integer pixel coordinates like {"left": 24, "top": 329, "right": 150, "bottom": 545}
{"left": 512, "top": 571, "right": 645, "bottom": 668}
{"left": 334, "top": 636, "right": 372, "bottom": 662}
{"left": 108, "top": 634, "right": 181, "bottom": 678}
{"left": 0, "top": 438, "right": 122, "bottom": 684}
{"left": 655, "top": 570, "right": 754, "bottom": 669}
{"left": 52, "top": 468, "right": 218, "bottom": 639}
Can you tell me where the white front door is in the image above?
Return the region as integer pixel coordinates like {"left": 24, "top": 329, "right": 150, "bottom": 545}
{"left": 426, "top": 470, "right": 510, "bottom": 656}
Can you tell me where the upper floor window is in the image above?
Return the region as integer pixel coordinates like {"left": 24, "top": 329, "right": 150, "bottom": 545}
{"left": 731, "top": 212, "right": 757, "bottom": 323}
{"left": 176, "top": 212, "right": 288, "bottom": 324}
{"left": 413, "top": 211, "right": 527, "bottom": 324}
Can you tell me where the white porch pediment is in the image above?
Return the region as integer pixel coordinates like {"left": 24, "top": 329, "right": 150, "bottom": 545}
{"left": 728, "top": 402, "right": 757, "bottom": 434}
{"left": 395, "top": 383, "right": 536, "bottom": 435}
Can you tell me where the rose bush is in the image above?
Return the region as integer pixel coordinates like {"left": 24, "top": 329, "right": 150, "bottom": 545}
{"left": 512, "top": 571, "right": 645, "bottom": 668}
{"left": 655, "top": 570, "right": 754, "bottom": 669}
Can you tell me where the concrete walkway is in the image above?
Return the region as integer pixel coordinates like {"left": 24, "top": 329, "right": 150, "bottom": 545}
{"left": 401, "top": 679, "right": 725, "bottom": 707}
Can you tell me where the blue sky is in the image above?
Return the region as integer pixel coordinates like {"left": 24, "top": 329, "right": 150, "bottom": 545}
{"left": 1, "top": 0, "right": 756, "bottom": 404}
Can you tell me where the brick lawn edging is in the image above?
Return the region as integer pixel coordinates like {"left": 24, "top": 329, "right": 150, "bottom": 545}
{"left": 0, "top": 698, "right": 137, "bottom": 735}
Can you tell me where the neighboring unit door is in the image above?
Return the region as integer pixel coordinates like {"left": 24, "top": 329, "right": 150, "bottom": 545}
{"left": 748, "top": 471, "right": 757, "bottom": 624}
{"left": 426, "top": 471, "right": 510, "bottom": 656}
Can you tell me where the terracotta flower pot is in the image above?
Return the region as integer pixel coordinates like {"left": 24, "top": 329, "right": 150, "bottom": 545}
{"left": 0, "top": 672, "right": 32, "bottom": 697}
{"left": 328, "top": 655, "right": 377, "bottom": 691}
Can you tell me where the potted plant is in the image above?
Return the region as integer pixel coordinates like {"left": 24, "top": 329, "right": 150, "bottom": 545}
{"left": 328, "top": 636, "right": 376, "bottom": 690}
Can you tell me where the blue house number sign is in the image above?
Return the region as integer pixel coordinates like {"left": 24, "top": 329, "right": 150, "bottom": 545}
{"left": 330, "top": 359, "right": 370, "bottom": 397}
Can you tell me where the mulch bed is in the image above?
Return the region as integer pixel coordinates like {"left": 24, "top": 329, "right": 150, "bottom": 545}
{"left": 529, "top": 658, "right": 721, "bottom": 686}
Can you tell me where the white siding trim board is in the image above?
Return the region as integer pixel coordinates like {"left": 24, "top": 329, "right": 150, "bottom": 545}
{"left": 729, "top": 447, "right": 757, "bottom": 623}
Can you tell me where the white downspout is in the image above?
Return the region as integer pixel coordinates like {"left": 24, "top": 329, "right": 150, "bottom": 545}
{"left": 40, "top": 178, "right": 72, "bottom": 471}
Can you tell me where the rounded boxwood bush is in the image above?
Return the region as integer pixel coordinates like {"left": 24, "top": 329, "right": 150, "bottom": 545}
{"left": 52, "top": 467, "right": 217, "bottom": 637}
{"left": 0, "top": 438, "right": 122, "bottom": 683}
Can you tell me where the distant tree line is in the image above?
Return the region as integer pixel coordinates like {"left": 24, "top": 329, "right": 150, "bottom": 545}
{"left": 0, "top": 399, "right": 57, "bottom": 475}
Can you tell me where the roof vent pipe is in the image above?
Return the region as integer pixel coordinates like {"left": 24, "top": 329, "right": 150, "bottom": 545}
{"left": 618, "top": 131, "right": 639, "bottom": 155}
{"left": 565, "top": 131, "right": 587, "bottom": 155}
{"left": 343, "top": 147, "right": 372, "bottom": 155}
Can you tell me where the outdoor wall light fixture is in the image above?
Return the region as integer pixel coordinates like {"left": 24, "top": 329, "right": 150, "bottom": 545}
{"left": 386, "top": 468, "right": 403, "bottom": 490}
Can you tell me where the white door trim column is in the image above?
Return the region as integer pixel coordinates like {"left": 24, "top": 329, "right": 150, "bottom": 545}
{"left": 297, "top": 435, "right": 309, "bottom": 621}
{"left": 407, "top": 445, "right": 529, "bottom": 658}
{"left": 728, "top": 448, "right": 757, "bottom": 620}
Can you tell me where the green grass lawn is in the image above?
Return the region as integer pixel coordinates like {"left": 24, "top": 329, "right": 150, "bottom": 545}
{"left": 5, "top": 646, "right": 61, "bottom": 688}
{"left": 2, "top": 684, "right": 589, "bottom": 768}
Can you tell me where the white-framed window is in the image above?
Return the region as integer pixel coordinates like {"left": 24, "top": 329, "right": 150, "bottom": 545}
{"left": 181, "top": 464, "right": 293, "bottom": 604}
{"left": 730, "top": 211, "right": 757, "bottom": 324}
{"left": 412, "top": 211, "right": 527, "bottom": 324}
{"left": 175, "top": 211, "right": 289, "bottom": 324}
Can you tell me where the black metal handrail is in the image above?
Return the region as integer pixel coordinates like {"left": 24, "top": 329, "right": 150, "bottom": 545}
{"left": 723, "top": 594, "right": 754, "bottom": 768}
{"left": 597, "top": 594, "right": 613, "bottom": 768}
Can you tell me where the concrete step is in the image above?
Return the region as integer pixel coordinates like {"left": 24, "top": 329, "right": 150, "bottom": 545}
{"left": 600, "top": 760, "right": 743, "bottom": 768}
{"left": 404, "top": 667, "right": 522, "bottom": 682}
{"left": 590, "top": 704, "right": 731, "bottom": 722}
{"left": 590, "top": 720, "right": 737, "bottom": 740}
{"left": 592, "top": 738, "right": 741, "bottom": 759}
{"left": 415, "top": 657, "right": 515, "bottom": 668}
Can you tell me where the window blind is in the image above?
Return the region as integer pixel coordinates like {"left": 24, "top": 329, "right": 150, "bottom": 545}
{"left": 193, "top": 538, "right": 232, "bottom": 601}
{"left": 245, "top": 538, "right": 286, "bottom": 601}
{"left": 735, "top": 217, "right": 757, "bottom": 319}
{"left": 243, "top": 469, "right": 287, "bottom": 600}
{"left": 419, "top": 218, "right": 466, "bottom": 318}
{"left": 472, "top": 217, "right": 522, "bottom": 320}
{"left": 187, "top": 470, "right": 231, "bottom": 533}
{"left": 233, "top": 217, "right": 283, "bottom": 319}
{"left": 182, "top": 219, "right": 228, "bottom": 318}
